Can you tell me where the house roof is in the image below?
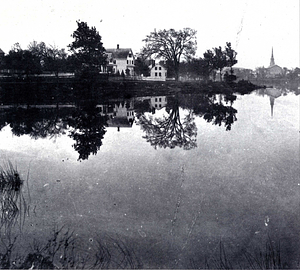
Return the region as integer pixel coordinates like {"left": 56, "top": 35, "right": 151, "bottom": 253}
{"left": 151, "top": 62, "right": 167, "bottom": 70}
{"left": 106, "top": 48, "right": 132, "bottom": 59}
{"left": 268, "top": 64, "right": 282, "bottom": 70}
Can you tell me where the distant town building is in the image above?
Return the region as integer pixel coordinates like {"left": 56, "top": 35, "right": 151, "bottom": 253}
{"left": 106, "top": 45, "right": 135, "bottom": 75}
{"left": 267, "top": 48, "right": 283, "bottom": 77}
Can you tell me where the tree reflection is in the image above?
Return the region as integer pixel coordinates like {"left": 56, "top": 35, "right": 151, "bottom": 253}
{"left": 5, "top": 107, "right": 70, "bottom": 139}
{"left": 138, "top": 97, "right": 197, "bottom": 150}
{"left": 67, "top": 106, "right": 107, "bottom": 160}
{"left": 1, "top": 106, "right": 108, "bottom": 160}
{"left": 186, "top": 93, "right": 238, "bottom": 131}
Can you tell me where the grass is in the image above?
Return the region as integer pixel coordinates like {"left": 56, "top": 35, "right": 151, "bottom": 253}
{"left": 193, "top": 236, "right": 285, "bottom": 269}
{"left": 0, "top": 227, "right": 143, "bottom": 269}
{"left": 0, "top": 224, "right": 295, "bottom": 269}
{"left": 0, "top": 161, "right": 29, "bottom": 234}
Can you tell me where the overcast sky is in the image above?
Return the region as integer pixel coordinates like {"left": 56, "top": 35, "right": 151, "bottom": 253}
{"left": 0, "top": 0, "right": 299, "bottom": 69}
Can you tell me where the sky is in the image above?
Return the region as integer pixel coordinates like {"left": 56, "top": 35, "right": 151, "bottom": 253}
{"left": 0, "top": 0, "right": 299, "bottom": 69}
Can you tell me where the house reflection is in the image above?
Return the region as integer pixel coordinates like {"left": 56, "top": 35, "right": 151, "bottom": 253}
{"left": 97, "top": 100, "right": 134, "bottom": 131}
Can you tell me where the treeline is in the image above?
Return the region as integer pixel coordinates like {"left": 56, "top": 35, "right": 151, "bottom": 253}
{"left": 0, "top": 21, "right": 238, "bottom": 83}
{"left": 0, "top": 41, "right": 76, "bottom": 77}
{"left": 178, "top": 42, "right": 237, "bottom": 82}
{"left": 136, "top": 41, "right": 238, "bottom": 82}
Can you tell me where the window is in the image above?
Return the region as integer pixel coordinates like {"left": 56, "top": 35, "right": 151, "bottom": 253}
{"left": 155, "top": 104, "right": 157, "bottom": 108}
{"left": 159, "top": 104, "right": 161, "bottom": 108}
{"left": 159, "top": 67, "right": 161, "bottom": 70}
{"left": 159, "top": 72, "right": 161, "bottom": 76}
{"left": 155, "top": 72, "right": 157, "bottom": 76}
{"left": 155, "top": 98, "right": 157, "bottom": 102}
{"left": 159, "top": 98, "right": 161, "bottom": 102}
{"left": 127, "top": 60, "right": 128, "bottom": 64}
{"left": 155, "top": 67, "right": 157, "bottom": 70}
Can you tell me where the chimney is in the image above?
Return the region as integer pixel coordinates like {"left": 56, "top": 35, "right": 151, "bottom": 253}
{"left": 117, "top": 44, "right": 119, "bottom": 49}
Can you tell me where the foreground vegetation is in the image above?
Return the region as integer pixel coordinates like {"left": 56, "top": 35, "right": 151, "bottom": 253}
{"left": 0, "top": 227, "right": 292, "bottom": 269}
{"left": 0, "top": 163, "right": 296, "bottom": 269}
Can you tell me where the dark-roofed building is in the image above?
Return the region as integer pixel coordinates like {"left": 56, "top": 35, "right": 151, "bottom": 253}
{"left": 106, "top": 44, "right": 135, "bottom": 75}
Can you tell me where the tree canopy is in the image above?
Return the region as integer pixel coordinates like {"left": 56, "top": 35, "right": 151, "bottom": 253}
{"left": 141, "top": 28, "right": 197, "bottom": 80}
{"left": 202, "top": 42, "right": 238, "bottom": 81}
{"left": 68, "top": 21, "right": 106, "bottom": 73}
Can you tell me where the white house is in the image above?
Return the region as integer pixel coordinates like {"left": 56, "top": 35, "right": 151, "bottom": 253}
{"left": 147, "top": 63, "right": 167, "bottom": 81}
{"left": 106, "top": 45, "right": 135, "bottom": 75}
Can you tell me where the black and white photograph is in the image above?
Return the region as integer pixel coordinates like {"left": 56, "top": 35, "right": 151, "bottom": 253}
{"left": 0, "top": 0, "right": 299, "bottom": 268}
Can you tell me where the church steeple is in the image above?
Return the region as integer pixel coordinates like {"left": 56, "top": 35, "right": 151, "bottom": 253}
{"left": 270, "top": 47, "right": 275, "bottom": 67}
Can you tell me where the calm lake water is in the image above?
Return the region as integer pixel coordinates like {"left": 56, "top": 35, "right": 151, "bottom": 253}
{"left": 0, "top": 88, "right": 299, "bottom": 268}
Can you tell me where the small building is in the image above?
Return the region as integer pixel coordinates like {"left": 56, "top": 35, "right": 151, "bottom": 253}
{"left": 106, "top": 45, "right": 135, "bottom": 75}
{"left": 149, "top": 63, "right": 167, "bottom": 81}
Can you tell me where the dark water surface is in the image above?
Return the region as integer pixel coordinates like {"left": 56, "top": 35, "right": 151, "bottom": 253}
{"left": 0, "top": 88, "right": 299, "bottom": 268}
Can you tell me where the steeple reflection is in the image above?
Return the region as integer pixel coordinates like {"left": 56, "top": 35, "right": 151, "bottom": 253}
{"left": 265, "top": 88, "right": 282, "bottom": 117}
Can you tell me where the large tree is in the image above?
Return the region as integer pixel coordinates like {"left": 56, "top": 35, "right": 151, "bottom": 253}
{"left": 141, "top": 28, "right": 197, "bottom": 81}
{"left": 68, "top": 21, "right": 106, "bottom": 73}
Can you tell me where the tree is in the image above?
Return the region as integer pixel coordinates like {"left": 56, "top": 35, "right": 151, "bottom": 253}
{"left": 224, "top": 42, "right": 237, "bottom": 75}
{"left": 181, "top": 58, "right": 212, "bottom": 81}
{"left": 141, "top": 28, "right": 197, "bottom": 81}
{"left": 202, "top": 49, "right": 216, "bottom": 80}
{"left": 28, "top": 41, "right": 47, "bottom": 66}
{"left": 68, "top": 20, "right": 107, "bottom": 73}
{"left": 5, "top": 48, "right": 42, "bottom": 77}
{"left": 46, "top": 45, "right": 68, "bottom": 76}
{"left": 213, "top": 46, "right": 227, "bottom": 81}
{"left": 134, "top": 55, "right": 150, "bottom": 76}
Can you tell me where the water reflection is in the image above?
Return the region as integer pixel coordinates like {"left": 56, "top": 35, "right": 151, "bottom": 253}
{"left": 67, "top": 106, "right": 107, "bottom": 160}
{"left": 265, "top": 88, "right": 282, "bottom": 117}
{"left": 181, "top": 92, "right": 238, "bottom": 131}
{"left": 138, "top": 96, "right": 198, "bottom": 150}
{"left": 256, "top": 88, "right": 283, "bottom": 117}
{"left": 0, "top": 106, "right": 107, "bottom": 161}
{"left": 3, "top": 107, "right": 70, "bottom": 139}
{"left": 0, "top": 90, "right": 241, "bottom": 158}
